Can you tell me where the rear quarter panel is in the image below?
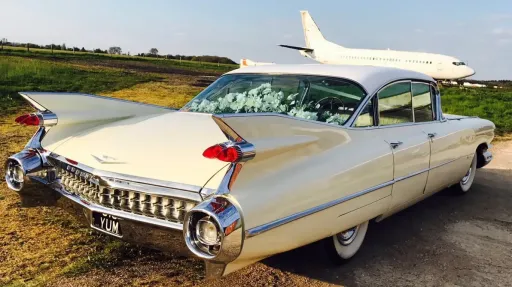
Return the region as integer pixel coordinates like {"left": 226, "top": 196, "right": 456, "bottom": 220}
{"left": 217, "top": 115, "right": 394, "bottom": 268}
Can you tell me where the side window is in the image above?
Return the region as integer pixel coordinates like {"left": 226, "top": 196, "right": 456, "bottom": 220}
{"left": 300, "top": 77, "right": 366, "bottom": 125}
{"left": 378, "top": 82, "right": 413, "bottom": 126}
{"left": 354, "top": 99, "right": 374, "bottom": 127}
{"left": 412, "top": 83, "right": 434, "bottom": 122}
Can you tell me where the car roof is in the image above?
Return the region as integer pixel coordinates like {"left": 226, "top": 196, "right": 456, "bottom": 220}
{"left": 226, "top": 64, "right": 434, "bottom": 94}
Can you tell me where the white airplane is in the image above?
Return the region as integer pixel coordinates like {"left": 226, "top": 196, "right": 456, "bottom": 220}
{"left": 240, "top": 58, "right": 275, "bottom": 68}
{"left": 280, "top": 11, "right": 475, "bottom": 80}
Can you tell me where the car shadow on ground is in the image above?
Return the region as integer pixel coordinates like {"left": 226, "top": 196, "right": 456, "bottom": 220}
{"left": 258, "top": 168, "right": 512, "bottom": 286}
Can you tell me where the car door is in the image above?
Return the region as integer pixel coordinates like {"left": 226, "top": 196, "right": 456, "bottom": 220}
{"left": 420, "top": 85, "right": 476, "bottom": 194}
{"left": 353, "top": 81, "right": 431, "bottom": 209}
{"left": 376, "top": 81, "right": 431, "bottom": 208}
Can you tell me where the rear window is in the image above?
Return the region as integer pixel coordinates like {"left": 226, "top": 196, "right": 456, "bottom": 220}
{"left": 182, "top": 74, "right": 366, "bottom": 126}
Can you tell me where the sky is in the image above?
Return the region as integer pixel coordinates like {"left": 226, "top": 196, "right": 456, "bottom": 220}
{"left": 1, "top": 0, "right": 512, "bottom": 80}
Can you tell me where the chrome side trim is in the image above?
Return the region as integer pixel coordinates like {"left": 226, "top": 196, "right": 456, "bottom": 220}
{"left": 245, "top": 156, "right": 464, "bottom": 238}
{"left": 246, "top": 180, "right": 394, "bottom": 238}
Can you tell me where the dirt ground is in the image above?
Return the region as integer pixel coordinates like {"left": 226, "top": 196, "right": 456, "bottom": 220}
{"left": 37, "top": 141, "right": 510, "bottom": 287}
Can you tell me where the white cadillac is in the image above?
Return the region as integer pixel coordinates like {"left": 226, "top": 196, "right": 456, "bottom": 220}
{"left": 5, "top": 65, "right": 494, "bottom": 278}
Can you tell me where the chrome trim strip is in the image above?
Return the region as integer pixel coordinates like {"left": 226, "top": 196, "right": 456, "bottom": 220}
{"left": 246, "top": 180, "right": 394, "bottom": 238}
{"left": 20, "top": 92, "right": 176, "bottom": 111}
{"left": 245, "top": 156, "right": 464, "bottom": 238}
{"left": 47, "top": 181, "right": 184, "bottom": 231}
{"left": 19, "top": 93, "right": 48, "bottom": 112}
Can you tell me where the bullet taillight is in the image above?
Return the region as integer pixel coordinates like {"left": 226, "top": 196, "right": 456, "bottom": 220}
{"left": 15, "top": 114, "right": 40, "bottom": 126}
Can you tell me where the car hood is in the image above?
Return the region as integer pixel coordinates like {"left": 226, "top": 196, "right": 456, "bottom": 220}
{"left": 47, "top": 112, "right": 229, "bottom": 190}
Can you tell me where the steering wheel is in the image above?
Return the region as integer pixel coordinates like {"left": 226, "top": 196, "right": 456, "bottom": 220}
{"left": 315, "top": 97, "right": 346, "bottom": 116}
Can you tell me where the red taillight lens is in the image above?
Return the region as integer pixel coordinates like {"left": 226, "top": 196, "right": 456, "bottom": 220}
{"left": 202, "top": 145, "right": 240, "bottom": 162}
{"left": 15, "top": 114, "right": 40, "bottom": 126}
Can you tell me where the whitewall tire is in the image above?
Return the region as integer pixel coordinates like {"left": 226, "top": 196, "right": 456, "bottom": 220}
{"left": 454, "top": 153, "right": 477, "bottom": 194}
{"left": 325, "top": 221, "right": 369, "bottom": 264}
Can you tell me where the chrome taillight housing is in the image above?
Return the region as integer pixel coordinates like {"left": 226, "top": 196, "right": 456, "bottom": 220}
{"left": 184, "top": 196, "right": 244, "bottom": 262}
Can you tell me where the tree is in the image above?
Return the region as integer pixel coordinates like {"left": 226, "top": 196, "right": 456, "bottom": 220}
{"left": 0, "top": 38, "right": 6, "bottom": 50}
{"left": 80, "top": 47, "right": 86, "bottom": 52}
{"left": 149, "top": 48, "right": 159, "bottom": 56}
{"left": 62, "top": 43, "right": 67, "bottom": 50}
{"left": 108, "top": 46, "right": 122, "bottom": 55}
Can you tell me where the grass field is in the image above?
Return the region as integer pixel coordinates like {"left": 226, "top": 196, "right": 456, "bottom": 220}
{"left": 0, "top": 53, "right": 511, "bottom": 286}
{"left": 441, "top": 87, "right": 512, "bottom": 135}
{"left": 1, "top": 46, "right": 238, "bottom": 74}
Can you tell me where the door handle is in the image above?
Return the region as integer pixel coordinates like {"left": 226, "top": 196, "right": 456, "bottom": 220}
{"left": 389, "top": 141, "right": 403, "bottom": 149}
{"left": 428, "top": 133, "right": 437, "bottom": 139}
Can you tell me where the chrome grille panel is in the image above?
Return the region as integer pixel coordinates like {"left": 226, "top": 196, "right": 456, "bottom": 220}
{"left": 55, "top": 160, "right": 197, "bottom": 224}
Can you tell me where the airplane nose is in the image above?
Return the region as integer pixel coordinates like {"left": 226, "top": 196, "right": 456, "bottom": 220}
{"left": 467, "top": 67, "right": 475, "bottom": 77}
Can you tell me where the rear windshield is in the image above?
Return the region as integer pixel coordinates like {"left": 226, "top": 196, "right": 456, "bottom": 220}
{"left": 182, "top": 74, "right": 366, "bottom": 126}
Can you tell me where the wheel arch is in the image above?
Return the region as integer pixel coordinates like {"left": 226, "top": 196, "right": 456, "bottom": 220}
{"left": 476, "top": 142, "right": 489, "bottom": 169}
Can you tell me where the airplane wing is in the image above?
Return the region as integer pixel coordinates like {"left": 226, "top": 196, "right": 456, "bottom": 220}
{"left": 278, "top": 45, "right": 314, "bottom": 52}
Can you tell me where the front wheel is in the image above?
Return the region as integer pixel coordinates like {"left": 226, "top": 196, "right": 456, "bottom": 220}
{"left": 453, "top": 153, "right": 477, "bottom": 194}
{"left": 325, "top": 221, "right": 369, "bottom": 264}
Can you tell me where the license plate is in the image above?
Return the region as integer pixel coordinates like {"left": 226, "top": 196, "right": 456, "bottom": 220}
{"left": 92, "top": 212, "right": 122, "bottom": 237}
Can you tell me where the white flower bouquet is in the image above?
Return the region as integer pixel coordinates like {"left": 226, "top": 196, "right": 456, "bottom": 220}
{"left": 186, "top": 83, "right": 347, "bottom": 125}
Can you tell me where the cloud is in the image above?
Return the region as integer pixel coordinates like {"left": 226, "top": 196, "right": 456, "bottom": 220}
{"left": 414, "top": 28, "right": 423, "bottom": 33}
{"left": 497, "top": 38, "right": 512, "bottom": 45}
{"left": 486, "top": 14, "right": 512, "bottom": 21}
{"left": 175, "top": 32, "right": 186, "bottom": 36}
{"left": 491, "top": 27, "right": 512, "bottom": 36}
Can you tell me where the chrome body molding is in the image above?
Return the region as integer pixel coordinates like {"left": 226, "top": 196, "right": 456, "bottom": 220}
{"left": 245, "top": 156, "right": 463, "bottom": 238}
{"left": 246, "top": 180, "right": 394, "bottom": 238}
{"left": 19, "top": 92, "right": 48, "bottom": 111}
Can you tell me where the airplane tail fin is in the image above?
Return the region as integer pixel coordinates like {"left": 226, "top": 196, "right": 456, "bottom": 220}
{"left": 300, "top": 10, "right": 340, "bottom": 49}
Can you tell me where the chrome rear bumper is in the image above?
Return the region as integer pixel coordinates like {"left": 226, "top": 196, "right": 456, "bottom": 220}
{"left": 25, "top": 178, "right": 192, "bottom": 255}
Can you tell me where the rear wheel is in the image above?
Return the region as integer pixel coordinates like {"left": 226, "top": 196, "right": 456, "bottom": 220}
{"left": 453, "top": 153, "right": 477, "bottom": 194}
{"left": 325, "top": 221, "right": 369, "bottom": 264}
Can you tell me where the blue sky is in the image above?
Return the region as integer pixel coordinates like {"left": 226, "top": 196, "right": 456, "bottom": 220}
{"left": 2, "top": 0, "right": 511, "bottom": 79}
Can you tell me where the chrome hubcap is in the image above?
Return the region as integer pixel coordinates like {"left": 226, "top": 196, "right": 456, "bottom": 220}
{"left": 336, "top": 225, "right": 359, "bottom": 246}
{"left": 461, "top": 167, "right": 472, "bottom": 185}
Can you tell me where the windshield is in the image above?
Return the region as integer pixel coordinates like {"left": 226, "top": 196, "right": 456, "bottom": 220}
{"left": 182, "top": 74, "right": 367, "bottom": 126}
{"left": 452, "top": 62, "right": 466, "bottom": 66}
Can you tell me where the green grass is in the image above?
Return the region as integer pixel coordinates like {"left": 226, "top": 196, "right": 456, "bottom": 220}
{"left": 1, "top": 46, "right": 238, "bottom": 74}
{"left": 0, "top": 56, "right": 159, "bottom": 112}
{"left": 441, "top": 87, "right": 512, "bottom": 135}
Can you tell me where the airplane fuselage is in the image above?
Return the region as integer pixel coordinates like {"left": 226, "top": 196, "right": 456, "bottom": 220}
{"left": 304, "top": 44, "right": 475, "bottom": 80}
{"left": 284, "top": 11, "right": 475, "bottom": 80}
